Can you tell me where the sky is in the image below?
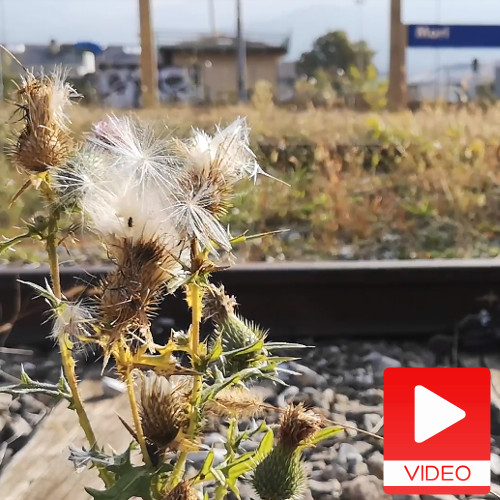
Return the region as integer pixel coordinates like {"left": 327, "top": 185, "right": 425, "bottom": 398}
{"left": 3, "top": 0, "right": 500, "bottom": 76}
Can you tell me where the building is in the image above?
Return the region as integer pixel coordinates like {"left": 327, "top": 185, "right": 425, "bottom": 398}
{"left": 96, "top": 45, "right": 191, "bottom": 108}
{"left": 3, "top": 35, "right": 288, "bottom": 107}
{"left": 4, "top": 40, "right": 97, "bottom": 77}
{"left": 157, "top": 34, "right": 289, "bottom": 103}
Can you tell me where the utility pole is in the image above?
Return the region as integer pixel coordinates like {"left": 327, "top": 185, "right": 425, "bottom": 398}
{"left": 138, "top": 0, "right": 159, "bottom": 107}
{"left": 236, "top": 0, "right": 247, "bottom": 102}
{"left": 387, "top": 0, "right": 407, "bottom": 110}
{"left": 209, "top": 0, "right": 217, "bottom": 36}
{"left": 0, "top": 0, "right": 5, "bottom": 103}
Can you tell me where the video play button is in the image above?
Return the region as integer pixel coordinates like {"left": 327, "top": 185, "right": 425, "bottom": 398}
{"left": 384, "top": 368, "right": 490, "bottom": 494}
{"left": 414, "top": 385, "right": 466, "bottom": 443}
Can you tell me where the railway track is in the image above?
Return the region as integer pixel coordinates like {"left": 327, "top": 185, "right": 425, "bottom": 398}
{"left": 1, "top": 259, "right": 500, "bottom": 346}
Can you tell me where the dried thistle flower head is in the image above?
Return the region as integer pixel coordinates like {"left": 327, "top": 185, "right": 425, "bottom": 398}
{"left": 138, "top": 373, "right": 190, "bottom": 460}
{"left": 98, "top": 238, "right": 179, "bottom": 348}
{"left": 277, "top": 404, "right": 322, "bottom": 450}
{"left": 252, "top": 446, "right": 306, "bottom": 500}
{"left": 203, "top": 284, "right": 237, "bottom": 323}
{"left": 163, "top": 481, "right": 198, "bottom": 500}
{"left": 12, "top": 70, "right": 77, "bottom": 173}
{"left": 206, "top": 387, "right": 264, "bottom": 419}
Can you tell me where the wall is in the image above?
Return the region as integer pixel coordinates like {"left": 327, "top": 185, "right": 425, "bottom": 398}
{"left": 97, "top": 66, "right": 191, "bottom": 108}
{"left": 172, "top": 52, "right": 281, "bottom": 102}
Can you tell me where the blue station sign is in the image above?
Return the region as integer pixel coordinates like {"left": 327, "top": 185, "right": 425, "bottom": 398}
{"left": 407, "top": 25, "right": 500, "bottom": 48}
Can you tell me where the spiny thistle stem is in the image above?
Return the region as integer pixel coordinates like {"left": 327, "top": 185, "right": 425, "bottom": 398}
{"left": 214, "top": 484, "right": 227, "bottom": 500}
{"left": 188, "top": 282, "right": 202, "bottom": 357}
{"left": 170, "top": 253, "right": 205, "bottom": 487}
{"left": 46, "top": 210, "right": 113, "bottom": 487}
{"left": 125, "top": 367, "right": 152, "bottom": 468}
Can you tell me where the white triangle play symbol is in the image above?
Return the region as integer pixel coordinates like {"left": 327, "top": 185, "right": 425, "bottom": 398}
{"left": 414, "top": 385, "right": 466, "bottom": 443}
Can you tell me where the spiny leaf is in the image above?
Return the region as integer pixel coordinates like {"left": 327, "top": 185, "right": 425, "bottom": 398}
{"left": 0, "top": 374, "right": 71, "bottom": 401}
{"left": 0, "top": 231, "right": 32, "bottom": 256}
{"left": 17, "top": 279, "right": 60, "bottom": 307}
{"left": 303, "top": 426, "right": 344, "bottom": 448}
{"left": 199, "top": 449, "right": 215, "bottom": 478}
{"left": 85, "top": 468, "right": 153, "bottom": 500}
{"left": 230, "top": 229, "right": 289, "bottom": 246}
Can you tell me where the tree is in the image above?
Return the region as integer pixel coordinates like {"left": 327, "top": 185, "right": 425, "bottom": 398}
{"left": 297, "top": 31, "right": 374, "bottom": 79}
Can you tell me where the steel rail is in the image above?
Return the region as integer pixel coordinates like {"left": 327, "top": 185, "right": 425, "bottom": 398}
{"left": 1, "top": 259, "right": 500, "bottom": 346}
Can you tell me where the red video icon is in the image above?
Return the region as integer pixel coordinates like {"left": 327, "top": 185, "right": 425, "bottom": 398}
{"left": 384, "top": 368, "right": 490, "bottom": 494}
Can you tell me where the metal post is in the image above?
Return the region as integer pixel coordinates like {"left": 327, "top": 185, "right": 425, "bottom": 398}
{"left": 357, "top": 0, "right": 365, "bottom": 73}
{"left": 388, "top": 0, "right": 407, "bottom": 110}
{"left": 138, "top": 0, "right": 159, "bottom": 107}
{"left": 236, "top": 0, "right": 247, "bottom": 102}
{"left": 209, "top": 0, "right": 217, "bottom": 36}
{"left": 0, "top": 0, "right": 5, "bottom": 103}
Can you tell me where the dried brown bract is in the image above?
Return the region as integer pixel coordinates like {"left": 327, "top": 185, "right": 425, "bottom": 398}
{"left": 98, "top": 238, "right": 177, "bottom": 347}
{"left": 202, "top": 284, "right": 237, "bottom": 323}
{"left": 163, "top": 481, "right": 198, "bottom": 500}
{"left": 277, "top": 404, "right": 322, "bottom": 450}
{"left": 138, "top": 373, "right": 191, "bottom": 459}
{"left": 206, "top": 387, "right": 264, "bottom": 419}
{"left": 12, "top": 71, "right": 76, "bottom": 174}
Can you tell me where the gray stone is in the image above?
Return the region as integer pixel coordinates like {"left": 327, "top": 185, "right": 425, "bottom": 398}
{"left": 359, "top": 388, "right": 384, "bottom": 406}
{"left": 8, "top": 415, "right": 31, "bottom": 438}
{"left": 492, "top": 453, "right": 500, "bottom": 476}
{"left": 490, "top": 368, "right": 500, "bottom": 434}
{"left": 341, "top": 475, "right": 390, "bottom": 500}
{"left": 276, "top": 385, "right": 300, "bottom": 408}
{"left": 362, "top": 351, "right": 401, "bottom": 382}
{"left": 203, "top": 432, "right": 224, "bottom": 447}
{"left": 363, "top": 413, "right": 381, "bottom": 432}
{"left": 343, "top": 368, "right": 374, "bottom": 389}
{"left": 421, "top": 496, "right": 458, "bottom": 500}
{"left": 252, "top": 384, "right": 276, "bottom": 402}
{"left": 366, "top": 451, "right": 384, "bottom": 479}
{"left": 0, "top": 394, "right": 12, "bottom": 411}
{"left": 329, "top": 463, "right": 349, "bottom": 482}
{"left": 393, "top": 496, "right": 420, "bottom": 500}
{"left": 241, "top": 439, "right": 259, "bottom": 452}
{"left": 313, "top": 388, "right": 335, "bottom": 411}
{"left": 352, "top": 440, "right": 373, "bottom": 456}
{"left": 309, "top": 478, "right": 342, "bottom": 498}
{"left": 288, "top": 362, "right": 327, "bottom": 388}
{"left": 101, "top": 376, "right": 126, "bottom": 397}
{"left": 352, "top": 462, "right": 369, "bottom": 475}
{"left": 337, "top": 443, "right": 363, "bottom": 470}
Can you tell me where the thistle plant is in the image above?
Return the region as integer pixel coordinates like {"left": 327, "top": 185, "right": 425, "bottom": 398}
{"left": 0, "top": 70, "right": 345, "bottom": 500}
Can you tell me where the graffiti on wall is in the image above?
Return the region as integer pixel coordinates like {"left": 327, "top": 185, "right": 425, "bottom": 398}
{"left": 98, "top": 66, "right": 192, "bottom": 108}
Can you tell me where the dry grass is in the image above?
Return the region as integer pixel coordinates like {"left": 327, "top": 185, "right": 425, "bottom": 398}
{"left": 2, "top": 102, "right": 500, "bottom": 262}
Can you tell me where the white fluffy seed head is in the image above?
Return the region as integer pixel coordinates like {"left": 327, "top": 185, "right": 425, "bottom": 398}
{"left": 51, "top": 302, "right": 93, "bottom": 342}
{"left": 53, "top": 115, "right": 182, "bottom": 245}
{"left": 53, "top": 114, "right": 270, "bottom": 255}
{"left": 89, "top": 114, "right": 180, "bottom": 194}
{"left": 47, "top": 67, "right": 79, "bottom": 131}
{"left": 177, "top": 117, "right": 264, "bottom": 183}
{"left": 166, "top": 186, "right": 231, "bottom": 251}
